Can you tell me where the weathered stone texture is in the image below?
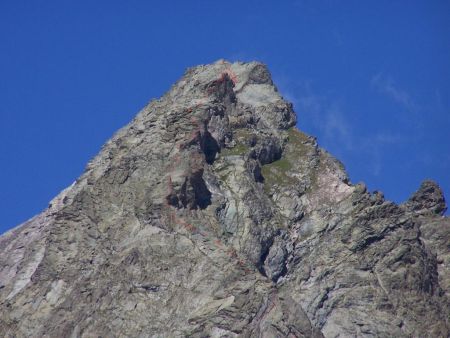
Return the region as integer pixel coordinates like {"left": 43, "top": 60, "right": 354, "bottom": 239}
{"left": 0, "top": 60, "right": 448, "bottom": 337}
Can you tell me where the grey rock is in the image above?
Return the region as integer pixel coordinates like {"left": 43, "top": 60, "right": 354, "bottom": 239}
{"left": 0, "top": 60, "right": 448, "bottom": 337}
{"left": 403, "top": 179, "right": 447, "bottom": 215}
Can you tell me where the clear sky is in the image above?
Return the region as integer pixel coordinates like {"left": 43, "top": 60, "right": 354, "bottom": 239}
{"left": 1, "top": 0, "right": 449, "bottom": 233}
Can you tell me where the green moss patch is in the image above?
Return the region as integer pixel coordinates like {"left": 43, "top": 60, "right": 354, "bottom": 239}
{"left": 261, "top": 128, "right": 313, "bottom": 192}
{"left": 221, "top": 143, "right": 249, "bottom": 156}
{"left": 261, "top": 157, "right": 294, "bottom": 191}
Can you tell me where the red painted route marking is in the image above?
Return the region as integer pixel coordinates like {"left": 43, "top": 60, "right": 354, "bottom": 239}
{"left": 223, "top": 68, "right": 238, "bottom": 85}
{"left": 160, "top": 66, "right": 255, "bottom": 274}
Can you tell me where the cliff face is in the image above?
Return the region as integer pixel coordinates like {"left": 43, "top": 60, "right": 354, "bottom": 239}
{"left": 0, "top": 60, "right": 448, "bottom": 337}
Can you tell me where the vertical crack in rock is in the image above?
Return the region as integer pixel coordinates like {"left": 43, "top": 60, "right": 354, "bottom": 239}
{"left": 200, "top": 130, "right": 220, "bottom": 165}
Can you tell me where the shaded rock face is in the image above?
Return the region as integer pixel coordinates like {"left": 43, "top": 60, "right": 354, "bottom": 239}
{"left": 0, "top": 60, "right": 449, "bottom": 338}
{"left": 403, "top": 180, "right": 447, "bottom": 216}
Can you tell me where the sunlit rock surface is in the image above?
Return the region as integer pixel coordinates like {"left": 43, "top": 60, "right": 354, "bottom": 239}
{"left": 0, "top": 60, "right": 448, "bottom": 337}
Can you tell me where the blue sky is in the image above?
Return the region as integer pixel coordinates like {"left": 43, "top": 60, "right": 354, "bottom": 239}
{"left": 1, "top": 0, "right": 449, "bottom": 233}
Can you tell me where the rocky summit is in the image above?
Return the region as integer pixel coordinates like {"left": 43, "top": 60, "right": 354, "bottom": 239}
{"left": 0, "top": 60, "right": 449, "bottom": 338}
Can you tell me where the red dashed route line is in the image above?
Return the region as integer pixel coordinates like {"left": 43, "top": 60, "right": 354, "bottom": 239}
{"left": 266, "top": 292, "right": 278, "bottom": 316}
{"left": 253, "top": 290, "right": 282, "bottom": 334}
{"left": 222, "top": 68, "right": 238, "bottom": 86}
{"left": 161, "top": 67, "right": 253, "bottom": 274}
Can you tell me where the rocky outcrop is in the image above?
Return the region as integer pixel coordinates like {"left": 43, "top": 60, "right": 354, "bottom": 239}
{"left": 0, "top": 60, "right": 448, "bottom": 337}
{"left": 403, "top": 180, "right": 447, "bottom": 216}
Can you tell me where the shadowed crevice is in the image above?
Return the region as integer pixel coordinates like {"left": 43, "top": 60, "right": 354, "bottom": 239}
{"left": 201, "top": 130, "right": 220, "bottom": 165}
{"left": 166, "top": 170, "right": 212, "bottom": 210}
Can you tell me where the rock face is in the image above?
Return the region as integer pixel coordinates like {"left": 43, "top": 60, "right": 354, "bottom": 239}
{"left": 0, "top": 60, "right": 449, "bottom": 337}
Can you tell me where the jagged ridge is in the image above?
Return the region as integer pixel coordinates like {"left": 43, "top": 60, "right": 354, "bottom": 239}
{"left": 0, "top": 60, "right": 448, "bottom": 337}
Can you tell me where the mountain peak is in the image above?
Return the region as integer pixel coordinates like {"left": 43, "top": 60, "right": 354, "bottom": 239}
{"left": 0, "top": 61, "right": 449, "bottom": 337}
